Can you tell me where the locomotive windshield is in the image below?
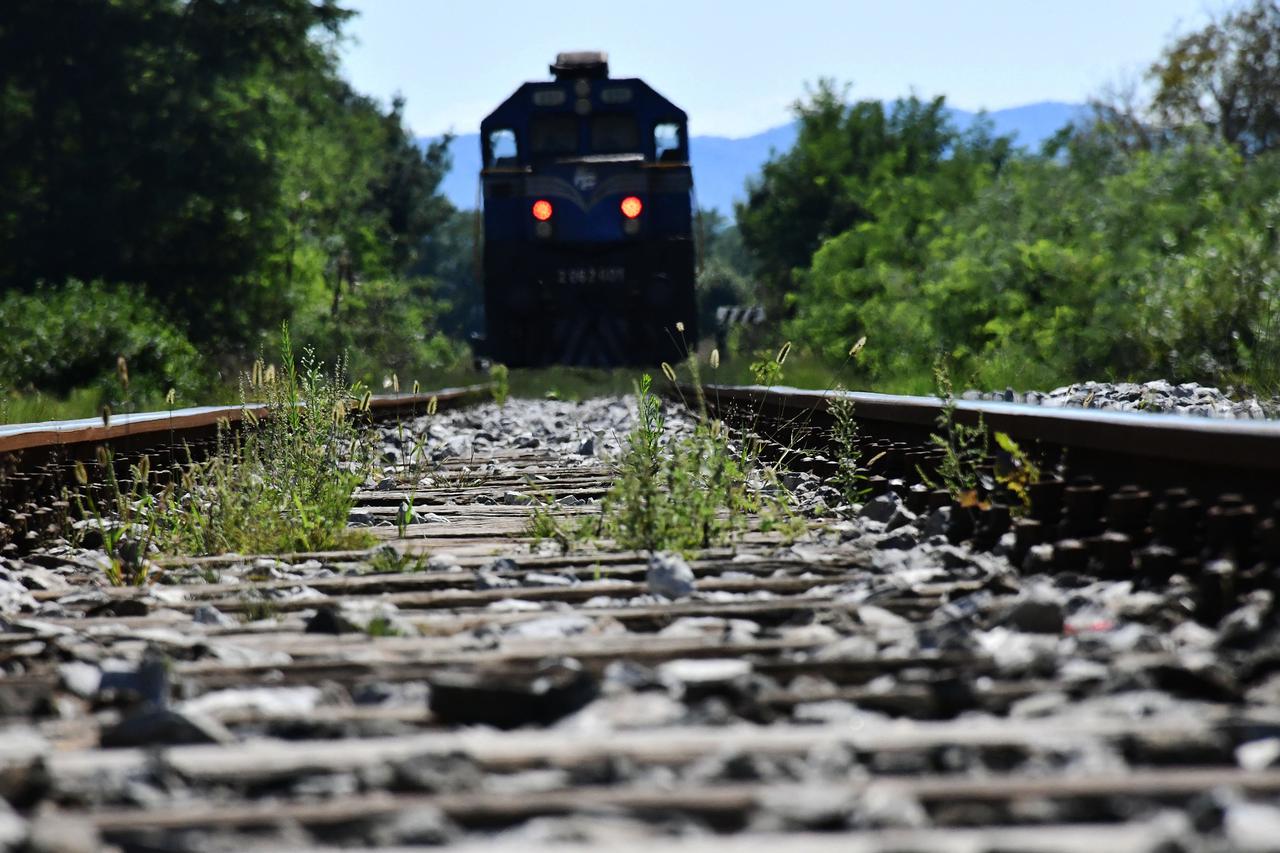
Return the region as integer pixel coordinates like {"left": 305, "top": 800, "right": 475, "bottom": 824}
{"left": 590, "top": 115, "right": 640, "bottom": 154}
{"left": 530, "top": 114, "right": 577, "bottom": 156}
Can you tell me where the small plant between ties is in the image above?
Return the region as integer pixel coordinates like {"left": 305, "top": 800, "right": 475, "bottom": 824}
{"left": 827, "top": 391, "right": 869, "bottom": 504}
{"left": 920, "top": 359, "right": 988, "bottom": 502}
{"left": 599, "top": 363, "right": 802, "bottom": 554}
{"left": 72, "top": 449, "right": 157, "bottom": 586}
{"left": 489, "top": 363, "right": 510, "bottom": 407}
{"left": 993, "top": 431, "right": 1041, "bottom": 513}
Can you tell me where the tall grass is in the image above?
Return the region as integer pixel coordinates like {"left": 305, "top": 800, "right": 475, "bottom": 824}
{"left": 597, "top": 334, "right": 803, "bottom": 553}
{"left": 71, "top": 326, "right": 373, "bottom": 580}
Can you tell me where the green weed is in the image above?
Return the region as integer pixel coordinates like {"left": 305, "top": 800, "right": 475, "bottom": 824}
{"left": 749, "top": 341, "right": 791, "bottom": 387}
{"left": 241, "top": 596, "right": 278, "bottom": 623}
{"left": 71, "top": 449, "right": 157, "bottom": 586}
{"left": 525, "top": 492, "right": 598, "bottom": 552}
{"left": 920, "top": 359, "right": 988, "bottom": 500}
{"left": 827, "top": 391, "right": 869, "bottom": 503}
{"left": 601, "top": 372, "right": 800, "bottom": 554}
{"left": 993, "top": 431, "right": 1041, "bottom": 513}
{"left": 68, "top": 325, "right": 375, "bottom": 571}
{"left": 489, "top": 363, "right": 510, "bottom": 406}
{"left": 365, "top": 615, "right": 405, "bottom": 637}
{"left": 366, "top": 545, "right": 427, "bottom": 574}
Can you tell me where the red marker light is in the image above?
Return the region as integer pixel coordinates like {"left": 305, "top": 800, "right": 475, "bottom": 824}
{"left": 531, "top": 199, "right": 553, "bottom": 221}
{"left": 620, "top": 196, "right": 643, "bottom": 219}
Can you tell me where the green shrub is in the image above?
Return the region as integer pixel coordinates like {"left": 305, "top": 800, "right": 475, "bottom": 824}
{"left": 71, "top": 325, "right": 373, "bottom": 565}
{"left": 293, "top": 277, "right": 462, "bottom": 388}
{"left": 0, "top": 279, "right": 206, "bottom": 403}
{"left": 600, "top": 373, "right": 800, "bottom": 554}
{"left": 788, "top": 139, "right": 1280, "bottom": 393}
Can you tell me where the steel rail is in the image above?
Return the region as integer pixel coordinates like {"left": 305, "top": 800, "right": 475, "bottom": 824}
{"left": 0, "top": 384, "right": 492, "bottom": 455}
{"left": 688, "top": 383, "right": 1280, "bottom": 479}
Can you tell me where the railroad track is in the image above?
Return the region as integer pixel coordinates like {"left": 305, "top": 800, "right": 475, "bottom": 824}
{"left": 0, "top": 386, "right": 491, "bottom": 554}
{"left": 0, "top": 384, "right": 1279, "bottom": 850}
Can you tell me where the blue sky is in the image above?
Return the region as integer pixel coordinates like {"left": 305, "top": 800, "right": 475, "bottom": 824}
{"left": 339, "top": 0, "right": 1223, "bottom": 139}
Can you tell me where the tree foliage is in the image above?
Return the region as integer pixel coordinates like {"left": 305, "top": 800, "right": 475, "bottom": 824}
{"left": 0, "top": 0, "right": 457, "bottom": 382}
{"left": 1150, "top": 0, "right": 1280, "bottom": 156}
{"left": 742, "top": 3, "right": 1280, "bottom": 394}
{"left": 735, "top": 80, "right": 1011, "bottom": 316}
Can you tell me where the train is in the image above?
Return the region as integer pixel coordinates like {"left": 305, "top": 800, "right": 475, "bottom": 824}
{"left": 477, "top": 52, "right": 698, "bottom": 367}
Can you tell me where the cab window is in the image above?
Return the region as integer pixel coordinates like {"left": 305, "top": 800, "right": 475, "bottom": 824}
{"left": 654, "top": 121, "right": 684, "bottom": 161}
{"left": 591, "top": 115, "right": 640, "bottom": 154}
{"left": 487, "top": 128, "right": 517, "bottom": 166}
{"left": 530, "top": 114, "right": 578, "bottom": 156}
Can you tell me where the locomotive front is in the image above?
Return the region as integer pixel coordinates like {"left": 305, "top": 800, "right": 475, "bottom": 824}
{"left": 479, "top": 52, "right": 697, "bottom": 367}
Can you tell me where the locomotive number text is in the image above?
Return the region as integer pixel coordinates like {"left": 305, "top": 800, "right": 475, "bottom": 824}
{"left": 556, "top": 266, "right": 625, "bottom": 285}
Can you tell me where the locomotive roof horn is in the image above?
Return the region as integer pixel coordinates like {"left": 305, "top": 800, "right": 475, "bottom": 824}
{"left": 550, "top": 51, "right": 609, "bottom": 79}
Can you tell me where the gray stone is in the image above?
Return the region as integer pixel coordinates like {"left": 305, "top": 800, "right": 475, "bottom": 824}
{"left": 481, "top": 550, "right": 517, "bottom": 571}
{"left": 426, "top": 553, "right": 461, "bottom": 571}
{"left": 884, "top": 505, "right": 917, "bottom": 531}
{"left": 305, "top": 605, "right": 361, "bottom": 634}
{"left": 602, "top": 660, "right": 660, "bottom": 691}
{"left": 523, "top": 571, "right": 576, "bottom": 587}
{"left": 193, "top": 604, "right": 237, "bottom": 627}
{"left": 428, "top": 659, "right": 597, "bottom": 729}
{"left": 24, "top": 812, "right": 99, "bottom": 853}
{"left": 0, "top": 797, "right": 24, "bottom": 849}
{"left": 658, "top": 658, "right": 751, "bottom": 691}
{"left": 875, "top": 528, "right": 920, "bottom": 551}
{"left": 1022, "top": 543, "right": 1056, "bottom": 573}
{"left": 443, "top": 435, "right": 472, "bottom": 458}
{"left": 858, "top": 492, "right": 902, "bottom": 523}
{"left": 1226, "top": 800, "right": 1280, "bottom": 852}
{"left": 503, "top": 615, "right": 594, "bottom": 640}
{"left": 0, "top": 578, "right": 37, "bottom": 615}
{"left": 646, "top": 552, "right": 696, "bottom": 599}
{"left": 98, "top": 655, "right": 170, "bottom": 707}
{"left": 368, "top": 806, "right": 456, "bottom": 845}
{"left": 1237, "top": 738, "right": 1280, "bottom": 771}
{"left": 58, "top": 662, "right": 102, "bottom": 699}
{"left": 474, "top": 571, "right": 519, "bottom": 590}
{"left": 179, "top": 686, "right": 323, "bottom": 718}
{"left": 100, "top": 708, "right": 233, "bottom": 748}
{"left": 392, "top": 752, "right": 484, "bottom": 794}
{"left": 346, "top": 510, "right": 377, "bottom": 526}
{"left": 1001, "top": 592, "right": 1066, "bottom": 634}
{"left": 918, "top": 507, "right": 950, "bottom": 538}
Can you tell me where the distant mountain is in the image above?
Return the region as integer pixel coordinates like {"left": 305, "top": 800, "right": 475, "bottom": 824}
{"left": 423, "top": 101, "right": 1086, "bottom": 214}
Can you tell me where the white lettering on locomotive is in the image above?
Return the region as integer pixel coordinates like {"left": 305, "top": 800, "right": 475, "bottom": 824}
{"left": 557, "top": 266, "right": 624, "bottom": 285}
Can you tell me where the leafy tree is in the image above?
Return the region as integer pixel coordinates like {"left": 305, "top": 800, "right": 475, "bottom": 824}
{"left": 0, "top": 0, "right": 353, "bottom": 346}
{"left": 410, "top": 206, "right": 483, "bottom": 339}
{"left": 0, "top": 0, "right": 455, "bottom": 379}
{"left": 736, "top": 81, "right": 1010, "bottom": 316}
{"left": 1150, "top": 0, "right": 1280, "bottom": 156}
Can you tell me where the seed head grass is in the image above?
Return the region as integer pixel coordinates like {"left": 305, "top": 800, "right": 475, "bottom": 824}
{"left": 69, "top": 325, "right": 374, "bottom": 578}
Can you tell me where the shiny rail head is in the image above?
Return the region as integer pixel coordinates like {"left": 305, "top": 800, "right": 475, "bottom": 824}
{"left": 683, "top": 383, "right": 1280, "bottom": 473}
{"left": 0, "top": 384, "right": 494, "bottom": 454}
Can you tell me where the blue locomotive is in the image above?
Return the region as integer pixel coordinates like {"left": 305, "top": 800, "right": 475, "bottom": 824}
{"left": 478, "top": 52, "right": 697, "bottom": 367}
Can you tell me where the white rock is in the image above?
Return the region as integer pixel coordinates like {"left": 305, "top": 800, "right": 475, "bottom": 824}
{"left": 646, "top": 552, "right": 696, "bottom": 599}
